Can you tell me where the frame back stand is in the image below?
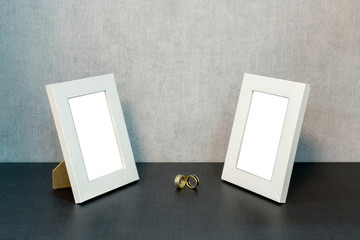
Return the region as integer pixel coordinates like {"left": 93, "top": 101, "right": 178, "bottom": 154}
{"left": 52, "top": 161, "right": 71, "bottom": 189}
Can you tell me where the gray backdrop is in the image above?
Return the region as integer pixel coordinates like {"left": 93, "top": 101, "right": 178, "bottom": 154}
{"left": 1, "top": 1, "right": 359, "bottom": 163}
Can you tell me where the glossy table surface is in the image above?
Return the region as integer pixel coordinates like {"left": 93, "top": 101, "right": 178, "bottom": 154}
{"left": 0, "top": 163, "right": 359, "bottom": 240}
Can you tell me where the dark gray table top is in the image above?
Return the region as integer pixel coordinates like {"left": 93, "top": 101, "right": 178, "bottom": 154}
{"left": 0, "top": 163, "right": 359, "bottom": 240}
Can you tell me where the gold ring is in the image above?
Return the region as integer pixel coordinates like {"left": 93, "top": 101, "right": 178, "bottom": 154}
{"left": 186, "top": 174, "right": 200, "bottom": 189}
{"left": 174, "top": 174, "right": 186, "bottom": 189}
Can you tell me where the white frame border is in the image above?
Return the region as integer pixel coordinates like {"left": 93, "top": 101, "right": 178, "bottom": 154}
{"left": 46, "top": 74, "right": 139, "bottom": 203}
{"left": 221, "top": 73, "right": 310, "bottom": 203}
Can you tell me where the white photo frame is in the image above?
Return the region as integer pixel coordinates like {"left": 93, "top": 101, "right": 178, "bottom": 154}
{"left": 46, "top": 74, "right": 139, "bottom": 203}
{"left": 221, "top": 73, "right": 310, "bottom": 203}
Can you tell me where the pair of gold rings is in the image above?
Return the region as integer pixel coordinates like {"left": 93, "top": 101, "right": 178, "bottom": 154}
{"left": 174, "top": 174, "right": 200, "bottom": 189}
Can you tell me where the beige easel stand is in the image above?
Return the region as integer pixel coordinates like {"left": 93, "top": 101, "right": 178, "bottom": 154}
{"left": 52, "top": 161, "right": 71, "bottom": 189}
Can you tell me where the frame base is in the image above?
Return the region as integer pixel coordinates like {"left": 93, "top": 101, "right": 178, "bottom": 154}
{"left": 52, "top": 161, "right": 71, "bottom": 189}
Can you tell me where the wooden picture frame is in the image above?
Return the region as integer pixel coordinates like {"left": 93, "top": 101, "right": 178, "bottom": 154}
{"left": 222, "top": 73, "right": 310, "bottom": 203}
{"left": 46, "top": 74, "right": 139, "bottom": 203}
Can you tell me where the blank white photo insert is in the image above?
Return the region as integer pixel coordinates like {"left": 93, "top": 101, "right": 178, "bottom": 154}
{"left": 68, "top": 91, "right": 123, "bottom": 181}
{"left": 236, "top": 91, "right": 289, "bottom": 181}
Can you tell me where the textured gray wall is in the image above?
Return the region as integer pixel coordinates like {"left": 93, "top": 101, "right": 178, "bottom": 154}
{"left": 1, "top": 1, "right": 359, "bottom": 163}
